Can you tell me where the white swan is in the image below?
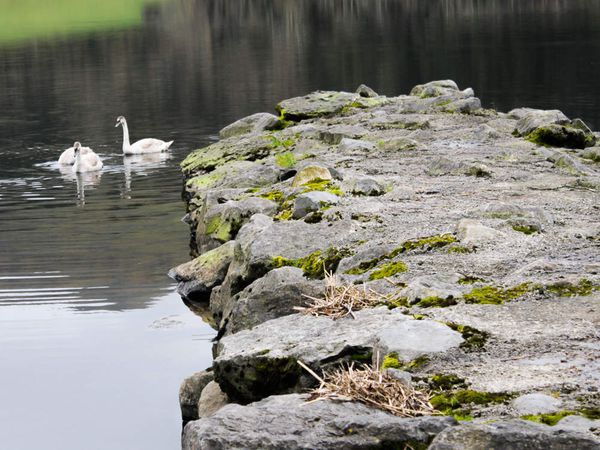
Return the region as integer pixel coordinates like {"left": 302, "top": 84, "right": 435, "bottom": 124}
{"left": 72, "top": 141, "right": 103, "bottom": 173}
{"left": 115, "top": 116, "right": 174, "bottom": 155}
{"left": 58, "top": 143, "right": 94, "bottom": 165}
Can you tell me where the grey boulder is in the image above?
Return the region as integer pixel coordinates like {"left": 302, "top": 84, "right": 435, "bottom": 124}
{"left": 511, "top": 393, "right": 561, "bottom": 415}
{"left": 179, "top": 370, "right": 214, "bottom": 423}
{"left": 183, "top": 393, "right": 457, "bottom": 450}
{"left": 219, "top": 112, "right": 280, "bottom": 139}
{"left": 168, "top": 241, "right": 236, "bottom": 302}
{"left": 293, "top": 191, "right": 340, "bottom": 219}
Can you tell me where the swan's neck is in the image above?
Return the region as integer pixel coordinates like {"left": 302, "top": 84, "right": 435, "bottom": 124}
{"left": 121, "top": 122, "right": 131, "bottom": 152}
{"left": 73, "top": 151, "right": 81, "bottom": 170}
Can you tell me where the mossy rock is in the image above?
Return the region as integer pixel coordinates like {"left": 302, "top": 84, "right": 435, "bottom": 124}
{"left": 525, "top": 124, "right": 596, "bottom": 149}
{"left": 276, "top": 91, "right": 358, "bottom": 121}
{"left": 271, "top": 247, "right": 353, "bottom": 279}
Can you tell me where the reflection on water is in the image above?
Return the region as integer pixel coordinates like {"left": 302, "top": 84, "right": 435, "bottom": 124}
{"left": 1, "top": 0, "right": 600, "bottom": 449}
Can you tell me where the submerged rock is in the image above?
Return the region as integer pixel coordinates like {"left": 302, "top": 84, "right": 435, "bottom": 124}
{"left": 183, "top": 394, "right": 456, "bottom": 450}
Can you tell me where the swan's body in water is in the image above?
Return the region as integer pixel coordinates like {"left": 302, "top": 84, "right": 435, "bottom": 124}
{"left": 72, "top": 141, "right": 103, "bottom": 173}
{"left": 58, "top": 144, "right": 94, "bottom": 165}
{"left": 115, "top": 116, "right": 174, "bottom": 155}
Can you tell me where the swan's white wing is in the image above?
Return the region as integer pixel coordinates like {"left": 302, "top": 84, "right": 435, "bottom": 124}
{"left": 131, "top": 138, "right": 172, "bottom": 154}
{"left": 58, "top": 147, "right": 75, "bottom": 165}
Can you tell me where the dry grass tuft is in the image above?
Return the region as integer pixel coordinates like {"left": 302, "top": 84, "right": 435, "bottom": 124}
{"left": 295, "top": 272, "right": 401, "bottom": 319}
{"left": 299, "top": 360, "right": 435, "bottom": 417}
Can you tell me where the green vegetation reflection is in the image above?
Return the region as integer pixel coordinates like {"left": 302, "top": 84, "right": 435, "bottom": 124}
{"left": 0, "top": 0, "right": 167, "bottom": 45}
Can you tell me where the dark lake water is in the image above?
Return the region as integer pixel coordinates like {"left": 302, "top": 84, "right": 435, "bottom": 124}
{"left": 1, "top": 0, "right": 600, "bottom": 448}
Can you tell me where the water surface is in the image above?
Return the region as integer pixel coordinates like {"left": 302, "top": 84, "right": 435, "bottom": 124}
{"left": 1, "top": 1, "right": 600, "bottom": 449}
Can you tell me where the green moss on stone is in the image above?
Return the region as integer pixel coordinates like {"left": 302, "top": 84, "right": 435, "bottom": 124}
{"left": 271, "top": 247, "right": 353, "bottom": 279}
{"left": 301, "top": 179, "right": 344, "bottom": 196}
{"left": 512, "top": 224, "right": 538, "bottom": 235}
{"left": 268, "top": 134, "right": 296, "bottom": 150}
{"left": 429, "top": 374, "right": 467, "bottom": 391}
{"left": 275, "top": 152, "right": 297, "bottom": 168}
{"left": 463, "top": 283, "right": 532, "bottom": 305}
{"left": 369, "top": 261, "right": 408, "bottom": 280}
{"left": 415, "top": 296, "right": 457, "bottom": 308}
{"left": 445, "top": 322, "right": 489, "bottom": 351}
{"left": 544, "top": 279, "right": 597, "bottom": 297}
{"left": 382, "top": 353, "right": 429, "bottom": 372}
{"left": 390, "top": 234, "right": 457, "bottom": 257}
{"left": 447, "top": 245, "right": 475, "bottom": 254}
{"left": 259, "top": 190, "right": 284, "bottom": 203}
{"left": 458, "top": 276, "right": 485, "bottom": 285}
{"left": 521, "top": 411, "right": 576, "bottom": 426}
{"left": 431, "top": 390, "right": 512, "bottom": 414}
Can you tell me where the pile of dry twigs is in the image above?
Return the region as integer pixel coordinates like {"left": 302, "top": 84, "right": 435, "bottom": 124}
{"left": 298, "top": 360, "right": 435, "bottom": 417}
{"left": 295, "top": 272, "right": 397, "bottom": 319}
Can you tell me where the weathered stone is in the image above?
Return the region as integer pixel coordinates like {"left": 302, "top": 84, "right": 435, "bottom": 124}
{"left": 277, "top": 90, "right": 358, "bottom": 121}
{"left": 456, "top": 219, "right": 504, "bottom": 246}
{"left": 183, "top": 394, "right": 457, "bottom": 450}
{"left": 440, "top": 97, "right": 482, "bottom": 113}
{"left": 219, "top": 112, "right": 280, "bottom": 139}
{"left": 511, "top": 393, "right": 561, "bottom": 415}
{"left": 378, "top": 136, "right": 422, "bottom": 151}
{"left": 337, "top": 243, "right": 396, "bottom": 274}
{"left": 515, "top": 109, "right": 570, "bottom": 136}
{"left": 224, "top": 267, "right": 324, "bottom": 334}
{"left": 410, "top": 80, "right": 459, "bottom": 98}
{"left": 527, "top": 123, "right": 595, "bottom": 149}
{"left": 373, "top": 320, "right": 464, "bottom": 362}
{"left": 356, "top": 84, "right": 378, "bottom": 98}
{"left": 318, "top": 125, "right": 368, "bottom": 144}
{"left": 181, "top": 134, "right": 274, "bottom": 174}
{"left": 179, "top": 370, "right": 214, "bottom": 423}
{"left": 349, "top": 178, "right": 385, "bottom": 196}
{"left": 168, "top": 241, "right": 236, "bottom": 301}
{"left": 554, "top": 415, "right": 600, "bottom": 434}
{"left": 197, "top": 381, "right": 229, "bottom": 419}
{"left": 292, "top": 165, "right": 333, "bottom": 187}
{"left": 385, "top": 369, "right": 413, "bottom": 385}
{"left": 214, "top": 308, "right": 462, "bottom": 403}
{"left": 401, "top": 273, "right": 464, "bottom": 304}
{"left": 293, "top": 191, "right": 340, "bottom": 219}
{"left": 201, "top": 197, "right": 278, "bottom": 243}
{"left": 338, "top": 138, "right": 376, "bottom": 154}
{"left": 427, "top": 157, "right": 488, "bottom": 177}
{"left": 428, "top": 419, "right": 599, "bottom": 449}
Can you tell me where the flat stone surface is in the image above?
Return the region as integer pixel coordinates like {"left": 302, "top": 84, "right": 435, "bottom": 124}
{"left": 428, "top": 419, "right": 599, "bottom": 449}
{"left": 512, "top": 393, "right": 562, "bottom": 415}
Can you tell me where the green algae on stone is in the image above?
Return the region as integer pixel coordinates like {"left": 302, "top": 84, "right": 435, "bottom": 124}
{"left": 268, "top": 135, "right": 296, "bottom": 151}
{"left": 259, "top": 190, "right": 285, "bottom": 203}
{"left": 463, "top": 283, "right": 532, "bottom": 305}
{"left": 271, "top": 247, "right": 353, "bottom": 279}
{"left": 369, "top": 261, "right": 408, "bottom": 280}
{"left": 301, "top": 179, "right": 344, "bottom": 197}
{"left": 186, "top": 172, "right": 224, "bottom": 191}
